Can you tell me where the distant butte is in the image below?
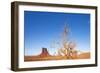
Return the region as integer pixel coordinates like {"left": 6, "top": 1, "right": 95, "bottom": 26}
{"left": 38, "top": 48, "right": 52, "bottom": 57}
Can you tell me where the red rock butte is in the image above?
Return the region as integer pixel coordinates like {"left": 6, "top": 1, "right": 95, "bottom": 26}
{"left": 38, "top": 48, "right": 51, "bottom": 57}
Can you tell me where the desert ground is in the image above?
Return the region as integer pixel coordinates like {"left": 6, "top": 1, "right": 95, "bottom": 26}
{"left": 24, "top": 52, "right": 90, "bottom": 62}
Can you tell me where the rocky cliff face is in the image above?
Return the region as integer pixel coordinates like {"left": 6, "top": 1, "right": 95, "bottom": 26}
{"left": 38, "top": 48, "right": 51, "bottom": 57}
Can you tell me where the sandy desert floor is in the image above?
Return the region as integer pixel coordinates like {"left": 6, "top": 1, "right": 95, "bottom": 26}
{"left": 24, "top": 52, "right": 90, "bottom": 62}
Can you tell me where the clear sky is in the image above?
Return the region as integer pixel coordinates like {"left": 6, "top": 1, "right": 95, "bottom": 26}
{"left": 24, "top": 11, "right": 90, "bottom": 56}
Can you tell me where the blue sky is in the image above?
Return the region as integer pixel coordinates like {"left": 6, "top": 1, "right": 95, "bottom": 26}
{"left": 24, "top": 11, "right": 90, "bottom": 56}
